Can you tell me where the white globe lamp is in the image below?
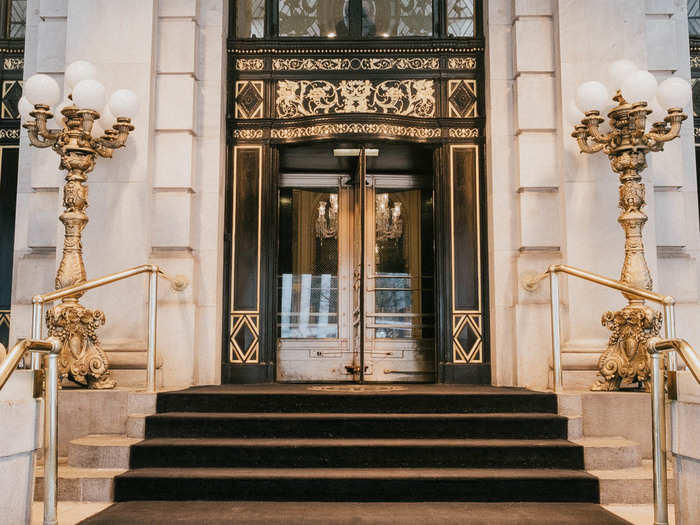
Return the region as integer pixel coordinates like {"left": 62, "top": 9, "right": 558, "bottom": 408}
{"left": 621, "top": 70, "right": 657, "bottom": 103}
{"left": 657, "top": 77, "right": 692, "bottom": 110}
{"left": 72, "top": 79, "right": 106, "bottom": 112}
{"left": 108, "top": 89, "right": 139, "bottom": 119}
{"left": 99, "top": 105, "right": 116, "bottom": 129}
{"left": 647, "top": 98, "right": 666, "bottom": 125}
{"left": 608, "top": 60, "right": 638, "bottom": 90}
{"left": 24, "top": 74, "right": 62, "bottom": 107}
{"left": 18, "top": 96, "right": 33, "bottom": 120}
{"left": 65, "top": 60, "right": 97, "bottom": 90}
{"left": 575, "top": 81, "right": 609, "bottom": 112}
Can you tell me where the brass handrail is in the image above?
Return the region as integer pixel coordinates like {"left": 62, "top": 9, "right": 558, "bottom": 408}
{"left": 535, "top": 263, "right": 696, "bottom": 525}
{"left": 30, "top": 264, "right": 188, "bottom": 392}
{"left": 0, "top": 336, "right": 62, "bottom": 525}
{"left": 0, "top": 337, "right": 60, "bottom": 391}
{"left": 21, "top": 263, "right": 187, "bottom": 525}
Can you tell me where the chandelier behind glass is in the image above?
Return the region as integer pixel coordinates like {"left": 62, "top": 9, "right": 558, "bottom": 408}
{"left": 376, "top": 193, "right": 403, "bottom": 241}
{"left": 315, "top": 194, "right": 338, "bottom": 240}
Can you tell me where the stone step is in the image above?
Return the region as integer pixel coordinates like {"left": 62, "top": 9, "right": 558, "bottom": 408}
{"left": 68, "top": 434, "right": 141, "bottom": 469}
{"left": 572, "top": 436, "right": 642, "bottom": 470}
{"left": 591, "top": 460, "right": 675, "bottom": 505}
{"left": 34, "top": 459, "right": 126, "bottom": 502}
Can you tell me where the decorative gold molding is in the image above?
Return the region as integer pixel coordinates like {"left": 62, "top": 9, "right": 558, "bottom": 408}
{"left": 448, "top": 79, "right": 478, "bottom": 118}
{"left": 691, "top": 55, "right": 700, "bottom": 69}
{"left": 0, "top": 129, "right": 19, "bottom": 139}
{"left": 452, "top": 313, "right": 483, "bottom": 364}
{"left": 230, "top": 46, "right": 484, "bottom": 55}
{"left": 272, "top": 57, "right": 439, "bottom": 71}
{"left": 3, "top": 57, "right": 23, "bottom": 70}
{"left": 271, "top": 123, "right": 441, "bottom": 140}
{"left": 448, "top": 128, "right": 479, "bottom": 138}
{"left": 0, "top": 309, "right": 9, "bottom": 328}
{"left": 233, "top": 128, "right": 264, "bottom": 139}
{"left": 449, "top": 144, "right": 482, "bottom": 364}
{"left": 235, "top": 80, "right": 264, "bottom": 119}
{"left": 448, "top": 57, "right": 476, "bottom": 70}
{"left": 276, "top": 79, "right": 435, "bottom": 119}
{"left": 236, "top": 58, "right": 265, "bottom": 71}
{"left": 230, "top": 314, "right": 260, "bottom": 363}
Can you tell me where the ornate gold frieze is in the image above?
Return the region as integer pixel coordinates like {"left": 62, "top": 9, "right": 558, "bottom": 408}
{"left": 271, "top": 123, "right": 441, "bottom": 139}
{"left": 691, "top": 55, "right": 700, "bottom": 69}
{"left": 276, "top": 79, "right": 435, "bottom": 119}
{"left": 272, "top": 57, "right": 439, "bottom": 71}
{"left": 0, "top": 128, "right": 19, "bottom": 139}
{"left": 448, "top": 128, "right": 479, "bottom": 138}
{"left": 235, "top": 80, "right": 264, "bottom": 119}
{"left": 233, "top": 128, "right": 264, "bottom": 139}
{"left": 448, "top": 79, "right": 478, "bottom": 118}
{"left": 236, "top": 58, "right": 265, "bottom": 71}
{"left": 3, "top": 57, "right": 23, "bottom": 70}
{"left": 448, "top": 57, "right": 477, "bottom": 70}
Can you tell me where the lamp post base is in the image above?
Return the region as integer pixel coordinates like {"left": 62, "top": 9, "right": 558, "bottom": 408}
{"left": 592, "top": 302, "right": 662, "bottom": 392}
{"left": 46, "top": 301, "right": 116, "bottom": 389}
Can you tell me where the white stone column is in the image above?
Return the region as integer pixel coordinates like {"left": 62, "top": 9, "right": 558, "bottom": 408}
{"left": 485, "top": 0, "right": 518, "bottom": 386}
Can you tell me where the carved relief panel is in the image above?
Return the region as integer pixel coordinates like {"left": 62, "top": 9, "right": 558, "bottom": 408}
{"left": 275, "top": 79, "right": 436, "bottom": 119}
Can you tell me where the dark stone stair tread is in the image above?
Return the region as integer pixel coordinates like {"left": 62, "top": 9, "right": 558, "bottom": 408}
{"left": 133, "top": 437, "right": 579, "bottom": 447}
{"left": 147, "top": 411, "right": 566, "bottom": 420}
{"left": 118, "top": 467, "right": 597, "bottom": 480}
{"left": 78, "top": 501, "right": 632, "bottom": 525}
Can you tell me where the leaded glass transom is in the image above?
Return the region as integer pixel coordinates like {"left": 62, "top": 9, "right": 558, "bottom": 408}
{"left": 447, "top": 0, "right": 474, "bottom": 38}
{"left": 361, "top": 0, "right": 433, "bottom": 37}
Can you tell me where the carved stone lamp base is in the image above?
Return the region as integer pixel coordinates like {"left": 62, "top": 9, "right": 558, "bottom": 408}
{"left": 46, "top": 301, "right": 116, "bottom": 389}
{"left": 591, "top": 303, "right": 662, "bottom": 392}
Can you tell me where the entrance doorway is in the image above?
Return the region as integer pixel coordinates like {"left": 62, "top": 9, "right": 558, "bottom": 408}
{"left": 276, "top": 143, "right": 435, "bottom": 382}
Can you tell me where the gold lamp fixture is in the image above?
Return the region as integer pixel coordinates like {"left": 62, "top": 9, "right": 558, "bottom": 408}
{"left": 571, "top": 60, "right": 691, "bottom": 391}
{"left": 20, "top": 60, "right": 139, "bottom": 389}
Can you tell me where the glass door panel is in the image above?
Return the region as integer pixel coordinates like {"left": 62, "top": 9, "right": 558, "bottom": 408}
{"left": 276, "top": 148, "right": 435, "bottom": 383}
{"left": 364, "top": 182, "right": 435, "bottom": 382}
{"left": 277, "top": 183, "right": 355, "bottom": 381}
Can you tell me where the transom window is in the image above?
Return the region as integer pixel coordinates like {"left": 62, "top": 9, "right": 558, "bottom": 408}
{"left": 234, "top": 0, "right": 476, "bottom": 39}
{"left": 690, "top": 0, "right": 700, "bottom": 37}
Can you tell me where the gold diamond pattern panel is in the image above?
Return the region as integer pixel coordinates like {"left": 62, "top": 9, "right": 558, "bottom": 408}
{"left": 235, "top": 80, "right": 264, "bottom": 119}
{"left": 452, "top": 313, "right": 482, "bottom": 363}
{"left": 230, "top": 314, "right": 260, "bottom": 363}
{"left": 448, "top": 79, "right": 477, "bottom": 118}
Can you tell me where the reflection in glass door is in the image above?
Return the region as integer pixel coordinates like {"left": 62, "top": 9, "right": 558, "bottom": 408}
{"left": 276, "top": 150, "right": 435, "bottom": 382}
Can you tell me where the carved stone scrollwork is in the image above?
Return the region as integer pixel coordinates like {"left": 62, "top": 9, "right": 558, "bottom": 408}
{"left": 593, "top": 304, "right": 662, "bottom": 391}
{"left": 275, "top": 79, "right": 435, "bottom": 119}
{"left": 47, "top": 302, "right": 115, "bottom": 389}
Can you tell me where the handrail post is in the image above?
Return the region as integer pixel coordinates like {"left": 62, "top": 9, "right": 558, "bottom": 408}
{"left": 663, "top": 301, "right": 677, "bottom": 371}
{"left": 650, "top": 351, "right": 669, "bottom": 525}
{"left": 43, "top": 351, "right": 58, "bottom": 525}
{"left": 31, "top": 302, "right": 43, "bottom": 370}
{"left": 549, "top": 270, "right": 563, "bottom": 392}
{"left": 146, "top": 268, "right": 158, "bottom": 393}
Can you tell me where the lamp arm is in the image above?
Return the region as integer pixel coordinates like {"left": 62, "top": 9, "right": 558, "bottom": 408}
{"left": 576, "top": 136, "right": 606, "bottom": 154}
{"left": 23, "top": 122, "right": 58, "bottom": 148}
{"left": 645, "top": 121, "right": 683, "bottom": 144}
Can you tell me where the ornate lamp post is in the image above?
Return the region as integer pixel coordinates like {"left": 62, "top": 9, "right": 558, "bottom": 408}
{"left": 20, "top": 61, "right": 139, "bottom": 389}
{"left": 571, "top": 60, "right": 691, "bottom": 392}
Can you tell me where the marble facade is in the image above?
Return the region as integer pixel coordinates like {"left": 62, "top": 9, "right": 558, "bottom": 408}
{"left": 7, "top": 0, "right": 700, "bottom": 391}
